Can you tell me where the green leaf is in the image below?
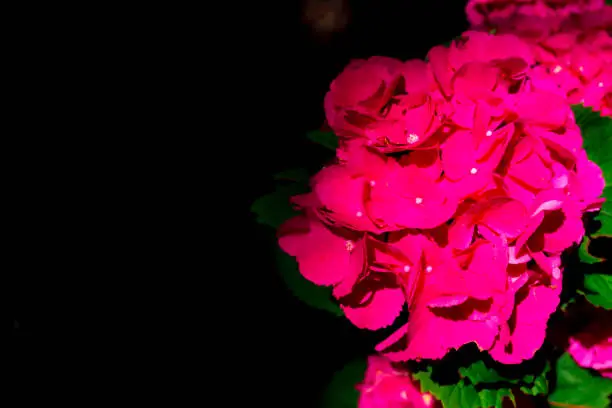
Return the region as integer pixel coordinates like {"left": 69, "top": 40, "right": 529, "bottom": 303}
{"left": 250, "top": 183, "right": 307, "bottom": 228}
{"left": 578, "top": 236, "right": 606, "bottom": 264}
{"left": 413, "top": 366, "right": 515, "bottom": 408}
{"left": 321, "top": 359, "right": 367, "bottom": 408}
{"left": 273, "top": 168, "right": 309, "bottom": 183}
{"left": 583, "top": 273, "right": 612, "bottom": 309}
{"left": 574, "top": 105, "right": 612, "bottom": 239}
{"left": 415, "top": 359, "right": 549, "bottom": 408}
{"left": 460, "top": 361, "right": 517, "bottom": 385}
{"left": 307, "top": 130, "right": 339, "bottom": 150}
{"left": 575, "top": 105, "right": 612, "bottom": 186}
{"left": 252, "top": 169, "right": 342, "bottom": 315}
{"left": 520, "top": 365, "right": 550, "bottom": 396}
{"left": 549, "top": 353, "right": 612, "bottom": 408}
{"left": 460, "top": 360, "right": 549, "bottom": 395}
{"left": 592, "top": 187, "right": 612, "bottom": 239}
{"left": 276, "top": 248, "right": 342, "bottom": 316}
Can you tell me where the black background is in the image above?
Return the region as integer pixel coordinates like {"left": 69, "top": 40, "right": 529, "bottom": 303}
{"left": 9, "top": 1, "right": 472, "bottom": 405}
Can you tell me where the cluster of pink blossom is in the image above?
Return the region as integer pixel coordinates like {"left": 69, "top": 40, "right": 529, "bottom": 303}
{"left": 467, "top": 0, "right": 612, "bottom": 116}
{"left": 568, "top": 309, "right": 612, "bottom": 378}
{"left": 278, "top": 31, "right": 606, "bottom": 365}
{"left": 466, "top": 0, "right": 606, "bottom": 27}
{"left": 357, "top": 356, "right": 437, "bottom": 408}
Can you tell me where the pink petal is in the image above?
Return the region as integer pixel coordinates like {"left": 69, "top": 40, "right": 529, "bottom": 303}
{"left": 489, "top": 283, "right": 560, "bottom": 364}
{"left": 278, "top": 215, "right": 311, "bottom": 256}
{"left": 516, "top": 91, "right": 570, "bottom": 128}
{"left": 427, "top": 295, "right": 469, "bottom": 308}
{"left": 279, "top": 215, "right": 361, "bottom": 286}
{"left": 427, "top": 45, "right": 453, "bottom": 97}
{"left": 343, "top": 287, "right": 406, "bottom": 330}
{"left": 442, "top": 130, "right": 476, "bottom": 180}
{"left": 313, "top": 166, "right": 379, "bottom": 232}
{"left": 480, "top": 198, "right": 529, "bottom": 239}
{"left": 333, "top": 236, "right": 368, "bottom": 298}
{"left": 452, "top": 62, "right": 498, "bottom": 100}
{"left": 378, "top": 299, "right": 499, "bottom": 361}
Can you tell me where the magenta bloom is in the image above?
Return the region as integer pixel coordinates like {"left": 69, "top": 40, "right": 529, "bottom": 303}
{"left": 375, "top": 230, "right": 510, "bottom": 361}
{"left": 276, "top": 29, "right": 604, "bottom": 364}
{"left": 357, "top": 356, "right": 436, "bottom": 408}
{"left": 466, "top": 0, "right": 605, "bottom": 28}
{"left": 568, "top": 310, "right": 612, "bottom": 378}
{"left": 324, "top": 57, "right": 444, "bottom": 153}
{"left": 278, "top": 213, "right": 364, "bottom": 287}
{"left": 466, "top": 0, "right": 612, "bottom": 117}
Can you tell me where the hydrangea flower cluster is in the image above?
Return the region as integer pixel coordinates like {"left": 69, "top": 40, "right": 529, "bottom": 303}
{"left": 466, "top": 0, "right": 606, "bottom": 27}
{"left": 357, "top": 356, "right": 437, "bottom": 408}
{"left": 568, "top": 309, "right": 612, "bottom": 378}
{"left": 467, "top": 0, "right": 612, "bottom": 116}
{"left": 278, "top": 31, "right": 605, "bottom": 365}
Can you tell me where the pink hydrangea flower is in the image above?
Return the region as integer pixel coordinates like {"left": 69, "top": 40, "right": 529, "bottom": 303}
{"left": 357, "top": 356, "right": 437, "bottom": 408}
{"left": 568, "top": 309, "right": 612, "bottom": 378}
{"left": 277, "top": 30, "right": 604, "bottom": 364}
{"left": 294, "top": 145, "right": 459, "bottom": 231}
{"left": 324, "top": 57, "right": 445, "bottom": 153}
{"left": 466, "top": 0, "right": 605, "bottom": 28}
{"left": 466, "top": 1, "right": 612, "bottom": 116}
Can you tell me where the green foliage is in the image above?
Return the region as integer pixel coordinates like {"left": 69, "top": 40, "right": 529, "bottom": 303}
{"left": 321, "top": 359, "right": 367, "bottom": 408}
{"left": 582, "top": 273, "right": 612, "bottom": 310}
{"left": 549, "top": 353, "right": 612, "bottom": 408}
{"left": 276, "top": 248, "right": 342, "bottom": 315}
{"left": 251, "top": 166, "right": 340, "bottom": 314}
{"left": 250, "top": 183, "right": 307, "bottom": 229}
{"left": 592, "top": 188, "right": 612, "bottom": 239}
{"left": 578, "top": 236, "right": 606, "bottom": 264}
{"left": 413, "top": 366, "right": 513, "bottom": 408}
{"left": 573, "top": 105, "right": 612, "bottom": 310}
{"left": 307, "top": 130, "right": 339, "bottom": 150}
{"left": 574, "top": 105, "right": 612, "bottom": 187}
{"left": 412, "top": 359, "right": 549, "bottom": 408}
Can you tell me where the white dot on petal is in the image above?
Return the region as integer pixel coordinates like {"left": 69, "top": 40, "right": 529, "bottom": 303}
{"left": 485, "top": 130, "right": 493, "bottom": 137}
{"left": 356, "top": 211, "right": 363, "bottom": 217}
{"left": 579, "top": 66, "right": 584, "bottom": 72}
{"left": 423, "top": 394, "right": 433, "bottom": 406}
{"left": 598, "top": 82, "right": 604, "bottom": 87}
{"left": 407, "top": 133, "right": 420, "bottom": 144}
{"left": 345, "top": 240, "right": 355, "bottom": 252}
{"left": 369, "top": 180, "right": 376, "bottom": 187}
{"left": 552, "top": 267, "right": 561, "bottom": 280}
{"left": 403, "top": 265, "right": 411, "bottom": 273}
{"left": 426, "top": 265, "right": 433, "bottom": 273}
{"left": 415, "top": 197, "right": 423, "bottom": 204}
{"left": 470, "top": 167, "right": 478, "bottom": 175}
{"left": 400, "top": 391, "right": 408, "bottom": 400}
{"left": 553, "top": 65, "right": 562, "bottom": 74}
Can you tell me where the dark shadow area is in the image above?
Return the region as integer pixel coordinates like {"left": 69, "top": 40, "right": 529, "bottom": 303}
{"left": 240, "top": 2, "right": 469, "bottom": 406}
{"left": 12, "top": 1, "right": 473, "bottom": 406}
